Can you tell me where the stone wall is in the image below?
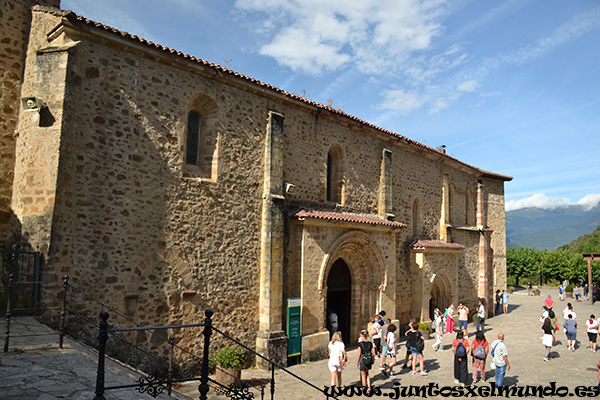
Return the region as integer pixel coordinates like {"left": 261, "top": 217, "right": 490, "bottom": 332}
{"left": 10, "top": 7, "right": 510, "bottom": 363}
{"left": 0, "top": 0, "right": 60, "bottom": 240}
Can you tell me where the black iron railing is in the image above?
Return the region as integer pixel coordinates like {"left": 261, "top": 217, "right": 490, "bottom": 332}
{"left": 93, "top": 309, "right": 329, "bottom": 400}
{"left": 2, "top": 274, "right": 332, "bottom": 399}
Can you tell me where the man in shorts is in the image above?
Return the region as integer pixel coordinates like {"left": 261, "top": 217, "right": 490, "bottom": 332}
{"left": 502, "top": 290, "right": 509, "bottom": 314}
{"left": 457, "top": 302, "right": 469, "bottom": 336}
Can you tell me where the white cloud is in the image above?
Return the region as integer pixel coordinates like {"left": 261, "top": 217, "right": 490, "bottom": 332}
{"left": 505, "top": 193, "right": 570, "bottom": 212}
{"left": 377, "top": 89, "right": 425, "bottom": 114}
{"left": 457, "top": 79, "right": 478, "bottom": 92}
{"left": 235, "top": 0, "right": 448, "bottom": 75}
{"left": 506, "top": 193, "right": 600, "bottom": 212}
{"left": 576, "top": 194, "right": 600, "bottom": 210}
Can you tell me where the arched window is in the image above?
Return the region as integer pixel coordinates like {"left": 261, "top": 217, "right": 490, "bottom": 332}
{"left": 326, "top": 145, "right": 344, "bottom": 204}
{"left": 185, "top": 110, "right": 201, "bottom": 166}
{"left": 183, "top": 94, "right": 220, "bottom": 182}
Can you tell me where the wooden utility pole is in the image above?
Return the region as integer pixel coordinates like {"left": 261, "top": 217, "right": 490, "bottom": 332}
{"left": 582, "top": 254, "right": 600, "bottom": 305}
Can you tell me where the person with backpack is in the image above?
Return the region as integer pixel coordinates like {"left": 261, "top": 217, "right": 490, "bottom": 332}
{"left": 471, "top": 330, "right": 489, "bottom": 383}
{"left": 356, "top": 330, "right": 375, "bottom": 394}
{"left": 407, "top": 321, "right": 428, "bottom": 376}
{"left": 452, "top": 330, "right": 470, "bottom": 386}
{"left": 547, "top": 308, "right": 559, "bottom": 333}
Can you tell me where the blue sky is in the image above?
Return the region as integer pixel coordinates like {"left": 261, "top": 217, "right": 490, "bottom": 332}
{"left": 61, "top": 0, "right": 600, "bottom": 211}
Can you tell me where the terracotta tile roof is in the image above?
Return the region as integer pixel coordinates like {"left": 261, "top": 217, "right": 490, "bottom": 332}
{"left": 411, "top": 239, "right": 466, "bottom": 250}
{"left": 31, "top": 5, "right": 513, "bottom": 182}
{"left": 293, "top": 210, "right": 406, "bottom": 228}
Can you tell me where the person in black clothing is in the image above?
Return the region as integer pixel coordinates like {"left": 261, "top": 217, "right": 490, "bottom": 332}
{"left": 495, "top": 290, "right": 502, "bottom": 315}
{"left": 356, "top": 330, "right": 375, "bottom": 394}
{"left": 452, "top": 330, "right": 470, "bottom": 386}
{"left": 406, "top": 321, "right": 428, "bottom": 376}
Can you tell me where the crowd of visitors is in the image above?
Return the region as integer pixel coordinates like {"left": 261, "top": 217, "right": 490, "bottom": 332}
{"left": 326, "top": 283, "right": 599, "bottom": 392}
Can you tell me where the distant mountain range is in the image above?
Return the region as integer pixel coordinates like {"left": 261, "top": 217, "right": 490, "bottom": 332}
{"left": 506, "top": 204, "right": 600, "bottom": 250}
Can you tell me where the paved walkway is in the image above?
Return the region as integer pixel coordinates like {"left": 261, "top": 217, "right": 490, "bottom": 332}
{"left": 3, "top": 288, "right": 600, "bottom": 399}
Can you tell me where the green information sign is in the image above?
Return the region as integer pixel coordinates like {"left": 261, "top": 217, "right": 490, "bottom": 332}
{"left": 287, "top": 298, "right": 301, "bottom": 357}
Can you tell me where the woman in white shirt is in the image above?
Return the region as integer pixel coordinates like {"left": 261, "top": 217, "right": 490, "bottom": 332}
{"left": 585, "top": 314, "right": 599, "bottom": 352}
{"left": 328, "top": 331, "right": 346, "bottom": 387}
{"left": 563, "top": 303, "right": 576, "bottom": 320}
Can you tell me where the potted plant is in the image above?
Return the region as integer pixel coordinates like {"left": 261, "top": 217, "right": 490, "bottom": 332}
{"left": 418, "top": 322, "right": 431, "bottom": 340}
{"left": 507, "top": 286, "right": 515, "bottom": 294}
{"left": 565, "top": 285, "right": 574, "bottom": 298}
{"left": 533, "top": 288, "right": 541, "bottom": 296}
{"left": 211, "top": 346, "right": 246, "bottom": 386}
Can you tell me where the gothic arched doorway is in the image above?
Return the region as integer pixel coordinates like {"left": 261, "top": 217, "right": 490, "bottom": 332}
{"left": 327, "top": 258, "right": 351, "bottom": 344}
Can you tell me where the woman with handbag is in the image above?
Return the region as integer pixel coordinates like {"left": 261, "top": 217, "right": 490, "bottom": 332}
{"left": 407, "top": 322, "right": 428, "bottom": 376}
{"left": 356, "top": 330, "right": 376, "bottom": 394}
{"left": 328, "top": 331, "right": 346, "bottom": 387}
{"left": 541, "top": 317, "right": 555, "bottom": 361}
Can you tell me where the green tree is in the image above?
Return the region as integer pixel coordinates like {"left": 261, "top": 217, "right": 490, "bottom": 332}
{"left": 507, "top": 246, "right": 542, "bottom": 285}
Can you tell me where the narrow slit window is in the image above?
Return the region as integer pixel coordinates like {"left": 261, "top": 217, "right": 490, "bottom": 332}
{"left": 186, "top": 110, "right": 201, "bottom": 166}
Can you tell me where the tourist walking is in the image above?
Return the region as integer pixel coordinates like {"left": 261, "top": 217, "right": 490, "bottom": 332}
{"left": 445, "top": 303, "right": 455, "bottom": 334}
{"left": 476, "top": 300, "right": 485, "bottom": 332}
{"left": 457, "top": 302, "right": 469, "bottom": 336}
{"left": 495, "top": 290, "right": 502, "bottom": 315}
{"left": 491, "top": 333, "right": 510, "bottom": 389}
{"left": 527, "top": 281, "right": 533, "bottom": 296}
{"left": 407, "top": 322, "right": 428, "bottom": 376}
{"left": 402, "top": 319, "right": 416, "bottom": 369}
{"left": 356, "top": 330, "right": 375, "bottom": 394}
{"left": 563, "top": 313, "right": 577, "bottom": 351}
{"left": 563, "top": 303, "right": 576, "bottom": 320}
{"left": 558, "top": 284, "right": 565, "bottom": 301}
{"left": 432, "top": 308, "right": 444, "bottom": 351}
{"left": 379, "top": 319, "right": 391, "bottom": 370}
{"left": 471, "top": 330, "right": 489, "bottom": 383}
{"left": 382, "top": 324, "right": 398, "bottom": 377}
{"left": 370, "top": 316, "right": 382, "bottom": 358}
{"left": 452, "top": 330, "right": 469, "bottom": 386}
{"left": 585, "top": 314, "right": 599, "bottom": 352}
{"left": 502, "top": 290, "right": 509, "bottom": 314}
{"left": 541, "top": 318, "right": 555, "bottom": 361}
{"left": 328, "top": 331, "right": 346, "bottom": 387}
{"left": 575, "top": 285, "right": 582, "bottom": 302}
{"left": 545, "top": 295, "right": 554, "bottom": 310}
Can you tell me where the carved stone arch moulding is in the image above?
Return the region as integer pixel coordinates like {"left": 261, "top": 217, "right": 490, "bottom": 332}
{"left": 318, "top": 230, "right": 387, "bottom": 293}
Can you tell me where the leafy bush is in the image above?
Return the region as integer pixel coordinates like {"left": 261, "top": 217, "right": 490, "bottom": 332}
{"left": 210, "top": 347, "right": 246, "bottom": 371}
{"left": 565, "top": 285, "right": 573, "bottom": 293}
{"left": 418, "top": 322, "right": 429, "bottom": 330}
{"left": 508, "top": 286, "right": 515, "bottom": 292}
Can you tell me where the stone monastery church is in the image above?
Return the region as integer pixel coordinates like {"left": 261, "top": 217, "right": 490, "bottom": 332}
{"left": 1, "top": 0, "right": 511, "bottom": 366}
